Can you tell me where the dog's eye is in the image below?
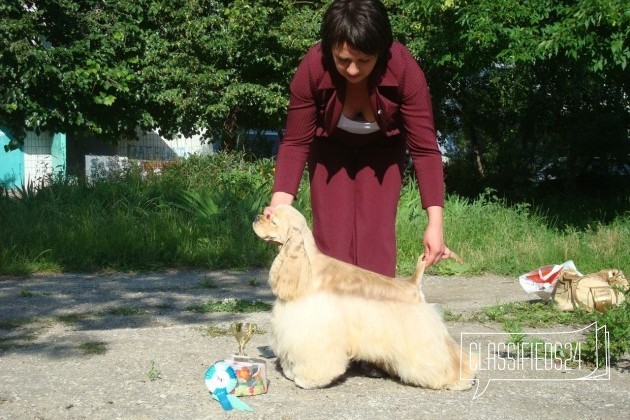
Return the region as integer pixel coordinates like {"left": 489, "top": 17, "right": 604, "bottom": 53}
{"left": 271, "top": 219, "right": 278, "bottom": 226}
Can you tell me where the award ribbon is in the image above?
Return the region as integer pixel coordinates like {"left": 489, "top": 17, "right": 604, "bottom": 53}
{"left": 204, "top": 362, "right": 253, "bottom": 412}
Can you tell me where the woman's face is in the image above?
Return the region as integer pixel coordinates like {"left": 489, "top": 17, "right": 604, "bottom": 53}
{"left": 332, "top": 42, "right": 378, "bottom": 84}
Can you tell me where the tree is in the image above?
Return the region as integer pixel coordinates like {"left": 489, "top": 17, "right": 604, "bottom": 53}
{"left": 0, "top": 0, "right": 149, "bottom": 147}
{"left": 389, "top": 0, "right": 628, "bottom": 197}
{"left": 140, "top": 0, "right": 323, "bottom": 149}
{"left": 0, "top": 0, "right": 323, "bottom": 150}
{"left": 1, "top": 1, "right": 627, "bottom": 199}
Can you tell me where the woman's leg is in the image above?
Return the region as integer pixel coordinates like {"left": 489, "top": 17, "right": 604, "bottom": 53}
{"left": 308, "top": 140, "right": 404, "bottom": 276}
{"left": 353, "top": 158, "right": 403, "bottom": 276}
{"left": 308, "top": 144, "right": 357, "bottom": 266}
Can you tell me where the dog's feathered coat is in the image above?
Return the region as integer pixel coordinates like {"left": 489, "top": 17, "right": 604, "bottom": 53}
{"left": 253, "top": 205, "right": 476, "bottom": 390}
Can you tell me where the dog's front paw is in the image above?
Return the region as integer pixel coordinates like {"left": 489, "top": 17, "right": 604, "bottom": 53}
{"left": 294, "top": 376, "right": 328, "bottom": 390}
{"left": 278, "top": 359, "right": 295, "bottom": 381}
{"left": 291, "top": 362, "right": 346, "bottom": 389}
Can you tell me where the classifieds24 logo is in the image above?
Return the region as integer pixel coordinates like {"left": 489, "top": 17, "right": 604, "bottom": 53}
{"left": 460, "top": 322, "right": 610, "bottom": 399}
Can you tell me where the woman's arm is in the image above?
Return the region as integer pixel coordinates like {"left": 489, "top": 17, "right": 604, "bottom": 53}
{"left": 423, "top": 206, "right": 445, "bottom": 267}
{"left": 395, "top": 44, "right": 447, "bottom": 267}
{"left": 271, "top": 45, "right": 321, "bottom": 198}
{"left": 397, "top": 44, "right": 444, "bottom": 210}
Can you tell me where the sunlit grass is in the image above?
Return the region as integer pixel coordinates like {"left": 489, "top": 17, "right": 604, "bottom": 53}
{"left": 396, "top": 183, "right": 629, "bottom": 276}
{"left": 0, "top": 152, "right": 627, "bottom": 276}
{"left": 187, "top": 299, "right": 272, "bottom": 313}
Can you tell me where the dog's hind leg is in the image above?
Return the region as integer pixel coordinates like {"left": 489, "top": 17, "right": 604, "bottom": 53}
{"left": 404, "top": 338, "right": 475, "bottom": 390}
{"left": 443, "top": 339, "right": 477, "bottom": 391}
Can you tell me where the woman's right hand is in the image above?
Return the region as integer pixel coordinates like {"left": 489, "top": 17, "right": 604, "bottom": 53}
{"left": 263, "top": 191, "right": 295, "bottom": 219}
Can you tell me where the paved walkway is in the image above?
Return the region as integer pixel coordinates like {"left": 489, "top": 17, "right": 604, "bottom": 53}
{"left": 0, "top": 270, "right": 628, "bottom": 419}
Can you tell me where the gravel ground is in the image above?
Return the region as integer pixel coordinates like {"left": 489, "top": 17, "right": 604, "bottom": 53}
{"left": 0, "top": 269, "right": 628, "bottom": 420}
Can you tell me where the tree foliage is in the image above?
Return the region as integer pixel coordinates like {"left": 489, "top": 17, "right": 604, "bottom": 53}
{"left": 0, "top": 0, "right": 149, "bottom": 142}
{"left": 1, "top": 0, "right": 627, "bottom": 197}
{"left": 0, "top": 0, "right": 323, "bottom": 149}
{"left": 139, "top": 0, "right": 322, "bottom": 148}
{"left": 390, "top": 0, "right": 628, "bottom": 197}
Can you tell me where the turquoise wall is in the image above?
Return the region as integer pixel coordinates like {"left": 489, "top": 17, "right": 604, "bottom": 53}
{"left": 51, "top": 133, "right": 67, "bottom": 176}
{"left": 0, "top": 128, "right": 24, "bottom": 189}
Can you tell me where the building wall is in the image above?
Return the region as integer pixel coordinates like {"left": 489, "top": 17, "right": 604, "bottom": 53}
{"left": 21, "top": 131, "right": 66, "bottom": 187}
{"left": 0, "top": 129, "right": 66, "bottom": 190}
{"left": 51, "top": 133, "right": 66, "bottom": 176}
{"left": 117, "top": 128, "right": 214, "bottom": 160}
{"left": 0, "top": 128, "right": 24, "bottom": 189}
{"left": 23, "top": 131, "right": 52, "bottom": 186}
{"left": 85, "top": 128, "right": 215, "bottom": 181}
{"left": 4, "top": 126, "right": 211, "bottom": 188}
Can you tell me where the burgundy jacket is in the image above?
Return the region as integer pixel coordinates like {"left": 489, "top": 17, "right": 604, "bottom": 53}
{"left": 273, "top": 41, "right": 444, "bottom": 208}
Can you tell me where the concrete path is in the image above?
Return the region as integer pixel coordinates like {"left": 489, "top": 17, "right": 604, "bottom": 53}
{"left": 0, "top": 270, "right": 628, "bottom": 419}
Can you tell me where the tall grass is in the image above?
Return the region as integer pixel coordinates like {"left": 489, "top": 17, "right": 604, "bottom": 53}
{"left": 396, "top": 183, "right": 629, "bottom": 275}
{"left": 0, "top": 153, "right": 276, "bottom": 274}
{"left": 0, "top": 153, "right": 627, "bottom": 276}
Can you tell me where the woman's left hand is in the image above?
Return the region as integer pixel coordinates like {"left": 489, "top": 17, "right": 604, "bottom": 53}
{"left": 422, "top": 206, "right": 449, "bottom": 268}
{"left": 422, "top": 223, "right": 445, "bottom": 268}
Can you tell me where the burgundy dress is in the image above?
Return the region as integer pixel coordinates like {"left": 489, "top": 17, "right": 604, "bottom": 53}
{"left": 273, "top": 42, "right": 444, "bottom": 276}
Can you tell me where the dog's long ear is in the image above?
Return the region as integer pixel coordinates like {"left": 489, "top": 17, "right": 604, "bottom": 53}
{"left": 269, "top": 224, "right": 311, "bottom": 301}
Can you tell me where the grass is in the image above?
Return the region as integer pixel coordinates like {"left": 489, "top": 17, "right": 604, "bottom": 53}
{"left": 0, "top": 318, "right": 33, "bottom": 330}
{"left": 466, "top": 290, "right": 630, "bottom": 365}
{"left": 187, "top": 298, "right": 272, "bottom": 313}
{"left": 0, "top": 152, "right": 626, "bottom": 276}
{"left": 103, "top": 306, "right": 149, "bottom": 316}
{"left": 441, "top": 306, "right": 463, "bottom": 322}
{"left": 470, "top": 301, "right": 597, "bottom": 328}
{"left": 198, "top": 277, "right": 218, "bottom": 289}
{"left": 199, "top": 325, "right": 232, "bottom": 337}
{"left": 0, "top": 153, "right": 276, "bottom": 274}
{"left": 55, "top": 307, "right": 149, "bottom": 324}
{"left": 0, "top": 151, "right": 626, "bottom": 361}
{"left": 199, "top": 324, "right": 267, "bottom": 337}
{"left": 396, "top": 184, "right": 629, "bottom": 276}
{"left": 0, "top": 341, "right": 23, "bottom": 352}
{"left": 78, "top": 341, "right": 107, "bottom": 356}
{"left": 19, "top": 288, "right": 34, "bottom": 298}
{"left": 56, "top": 313, "right": 88, "bottom": 324}
{"left": 147, "top": 360, "right": 161, "bottom": 381}
{"left": 0, "top": 318, "right": 39, "bottom": 352}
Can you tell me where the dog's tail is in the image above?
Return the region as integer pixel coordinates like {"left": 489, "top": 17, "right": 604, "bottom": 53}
{"left": 408, "top": 251, "right": 464, "bottom": 302}
{"left": 409, "top": 255, "right": 426, "bottom": 301}
{"left": 449, "top": 251, "right": 464, "bottom": 265}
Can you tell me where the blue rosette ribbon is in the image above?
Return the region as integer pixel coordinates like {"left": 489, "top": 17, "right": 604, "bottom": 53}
{"left": 204, "top": 362, "right": 253, "bottom": 412}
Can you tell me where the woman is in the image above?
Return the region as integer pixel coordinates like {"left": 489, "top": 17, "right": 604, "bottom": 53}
{"left": 264, "top": 0, "right": 452, "bottom": 276}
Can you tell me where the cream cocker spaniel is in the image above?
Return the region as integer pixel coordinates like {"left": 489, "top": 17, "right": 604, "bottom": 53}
{"left": 253, "top": 204, "right": 476, "bottom": 390}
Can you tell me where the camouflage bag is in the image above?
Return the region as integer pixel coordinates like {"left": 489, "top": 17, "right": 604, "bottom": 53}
{"left": 553, "top": 269, "right": 628, "bottom": 312}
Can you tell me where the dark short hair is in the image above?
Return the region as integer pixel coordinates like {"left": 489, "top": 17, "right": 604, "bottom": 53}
{"left": 320, "top": 0, "right": 393, "bottom": 63}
